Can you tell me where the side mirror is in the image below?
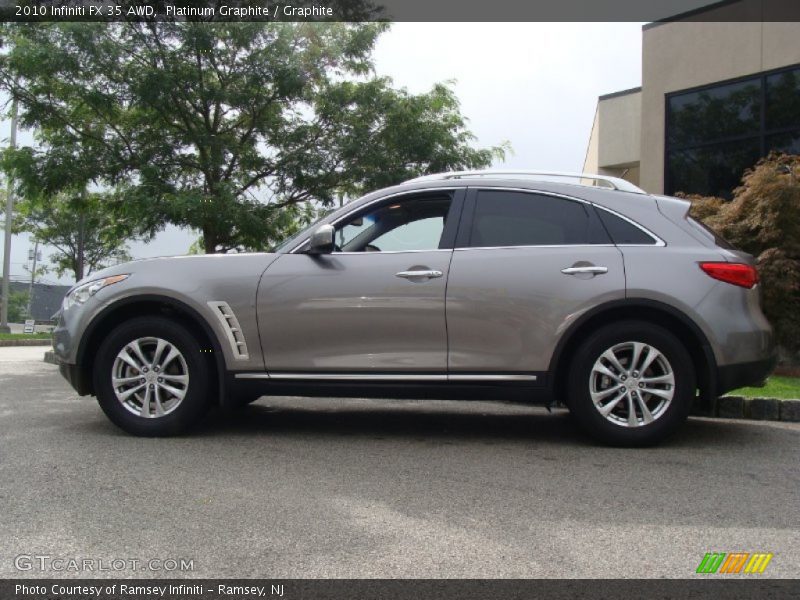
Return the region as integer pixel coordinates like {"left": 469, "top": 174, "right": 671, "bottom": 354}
{"left": 307, "top": 224, "right": 335, "bottom": 255}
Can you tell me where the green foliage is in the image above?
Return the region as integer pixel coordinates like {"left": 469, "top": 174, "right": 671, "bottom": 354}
{"left": 14, "top": 190, "right": 135, "bottom": 282}
{"left": 22, "top": 261, "right": 49, "bottom": 281}
{"left": 685, "top": 153, "right": 800, "bottom": 355}
{"left": 0, "top": 22, "right": 505, "bottom": 253}
{"left": 0, "top": 332, "right": 50, "bottom": 340}
{"left": 186, "top": 236, "right": 204, "bottom": 256}
{"left": 3, "top": 288, "right": 30, "bottom": 323}
{"left": 313, "top": 78, "right": 509, "bottom": 198}
{"left": 730, "top": 376, "right": 800, "bottom": 400}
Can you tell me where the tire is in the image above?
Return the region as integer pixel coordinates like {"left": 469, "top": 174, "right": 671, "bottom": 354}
{"left": 566, "top": 320, "right": 694, "bottom": 446}
{"left": 93, "top": 316, "right": 211, "bottom": 436}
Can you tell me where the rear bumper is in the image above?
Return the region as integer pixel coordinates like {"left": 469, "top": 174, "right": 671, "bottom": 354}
{"left": 58, "top": 361, "right": 93, "bottom": 396}
{"left": 716, "top": 355, "right": 777, "bottom": 396}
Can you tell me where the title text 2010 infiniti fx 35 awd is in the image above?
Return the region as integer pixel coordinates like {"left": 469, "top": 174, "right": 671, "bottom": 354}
{"left": 53, "top": 170, "right": 775, "bottom": 445}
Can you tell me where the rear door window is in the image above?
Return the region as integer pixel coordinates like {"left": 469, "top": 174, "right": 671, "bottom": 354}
{"left": 468, "top": 190, "right": 608, "bottom": 247}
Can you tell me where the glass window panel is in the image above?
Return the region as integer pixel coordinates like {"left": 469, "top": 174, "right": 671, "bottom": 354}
{"left": 336, "top": 195, "right": 452, "bottom": 252}
{"left": 766, "top": 68, "right": 800, "bottom": 130}
{"left": 667, "top": 78, "right": 761, "bottom": 148}
{"left": 370, "top": 217, "right": 444, "bottom": 252}
{"left": 666, "top": 138, "right": 761, "bottom": 199}
{"left": 470, "top": 191, "right": 591, "bottom": 247}
{"left": 596, "top": 209, "right": 656, "bottom": 245}
{"left": 766, "top": 130, "right": 800, "bottom": 155}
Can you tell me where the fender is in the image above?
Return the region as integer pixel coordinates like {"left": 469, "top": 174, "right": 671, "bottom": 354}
{"left": 547, "top": 297, "right": 718, "bottom": 402}
{"left": 76, "top": 294, "right": 229, "bottom": 405}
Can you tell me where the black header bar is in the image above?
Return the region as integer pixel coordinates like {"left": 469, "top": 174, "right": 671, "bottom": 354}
{"left": 2, "top": 579, "right": 800, "bottom": 600}
{"left": 1, "top": 0, "right": 799, "bottom": 23}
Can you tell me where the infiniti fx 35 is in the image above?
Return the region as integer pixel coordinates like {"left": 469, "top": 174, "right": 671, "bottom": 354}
{"left": 53, "top": 171, "right": 775, "bottom": 445}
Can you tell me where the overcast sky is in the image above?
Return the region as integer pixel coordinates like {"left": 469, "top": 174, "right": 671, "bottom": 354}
{"left": 1, "top": 22, "right": 645, "bottom": 286}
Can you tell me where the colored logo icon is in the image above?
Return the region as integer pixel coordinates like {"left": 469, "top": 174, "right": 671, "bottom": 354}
{"left": 696, "top": 552, "right": 773, "bottom": 574}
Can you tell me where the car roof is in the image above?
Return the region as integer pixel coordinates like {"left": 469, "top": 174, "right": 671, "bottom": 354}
{"left": 404, "top": 170, "right": 647, "bottom": 194}
{"left": 349, "top": 176, "right": 654, "bottom": 212}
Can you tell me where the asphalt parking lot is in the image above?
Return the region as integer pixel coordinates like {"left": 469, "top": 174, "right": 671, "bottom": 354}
{"left": 1, "top": 346, "right": 798, "bottom": 578}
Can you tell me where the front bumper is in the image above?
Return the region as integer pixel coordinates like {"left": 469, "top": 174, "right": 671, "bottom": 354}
{"left": 716, "top": 355, "right": 778, "bottom": 396}
{"left": 58, "top": 361, "right": 93, "bottom": 396}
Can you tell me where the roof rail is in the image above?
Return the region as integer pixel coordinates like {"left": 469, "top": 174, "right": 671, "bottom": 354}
{"left": 404, "top": 170, "right": 647, "bottom": 195}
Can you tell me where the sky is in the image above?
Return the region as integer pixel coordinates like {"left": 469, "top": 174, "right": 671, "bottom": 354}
{"left": 0, "top": 22, "right": 645, "bottom": 286}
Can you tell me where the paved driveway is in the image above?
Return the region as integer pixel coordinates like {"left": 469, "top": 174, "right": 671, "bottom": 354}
{"left": 1, "top": 347, "right": 798, "bottom": 578}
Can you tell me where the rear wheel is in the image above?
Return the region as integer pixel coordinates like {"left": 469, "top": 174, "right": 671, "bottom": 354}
{"left": 566, "top": 320, "right": 694, "bottom": 446}
{"left": 93, "top": 317, "right": 211, "bottom": 436}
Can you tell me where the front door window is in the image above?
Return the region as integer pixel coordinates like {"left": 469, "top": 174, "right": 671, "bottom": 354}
{"left": 335, "top": 195, "right": 452, "bottom": 252}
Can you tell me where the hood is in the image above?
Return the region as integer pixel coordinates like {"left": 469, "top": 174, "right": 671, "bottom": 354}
{"left": 73, "top": 253, "right": 277, "bottom": 288}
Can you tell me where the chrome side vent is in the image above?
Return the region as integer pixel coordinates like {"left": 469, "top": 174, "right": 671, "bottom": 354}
{"left": 207, "top": 301, "right": 249, "bottom": 360}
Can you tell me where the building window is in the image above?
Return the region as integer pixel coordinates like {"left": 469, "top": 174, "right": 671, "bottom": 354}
{"left": 665, "top": 64, "right": 800, "bottom": 198}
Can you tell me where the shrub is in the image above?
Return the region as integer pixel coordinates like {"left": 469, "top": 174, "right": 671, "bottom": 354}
{"left": 0, "top": 288, "right": 30, "bottom": 323}
{"left": 681, "top": 153, "right": 800, "bottom": 358}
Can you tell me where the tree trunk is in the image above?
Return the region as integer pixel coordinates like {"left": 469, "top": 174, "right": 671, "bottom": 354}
{"left": 203, "top": 224, "right": 219, "bottom": 254}
{"left": 76, "top": 211, "right": 85, "bottom": 281}
{"left": 202, "top": 189, "right": 218, "bottom": 254}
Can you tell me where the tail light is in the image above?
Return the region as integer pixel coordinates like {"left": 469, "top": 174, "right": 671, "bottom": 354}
{"left": 699, "top": 262, "right": 759, "bottom": 288}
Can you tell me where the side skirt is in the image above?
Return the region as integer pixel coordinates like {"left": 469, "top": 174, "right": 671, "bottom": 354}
{"left": 228, "top": 373, "right": 550, "bottom": 403}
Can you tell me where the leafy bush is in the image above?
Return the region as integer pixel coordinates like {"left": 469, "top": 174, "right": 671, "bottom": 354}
{"left": 0, "top": 289, "right": 30, "bottom": 323}
{"left": 682, "top": 153, "right": 800, "bottom": 358}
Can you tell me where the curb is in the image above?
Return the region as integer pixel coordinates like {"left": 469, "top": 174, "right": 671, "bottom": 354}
{"left": 692, "top": 396, "right": 800, "bottom": 423}
{"left": 44, "top": 351, "right": 58, "bottom": 365}
{"left": 0, "top": 339, "right": 52, "bottom": 347}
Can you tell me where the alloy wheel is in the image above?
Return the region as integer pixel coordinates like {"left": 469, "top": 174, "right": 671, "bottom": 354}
{"left": 111, "top": 337, "right": 189, "bottom": 418}
{"left": 589, "top": 341, "right": 675, "bottom": 427}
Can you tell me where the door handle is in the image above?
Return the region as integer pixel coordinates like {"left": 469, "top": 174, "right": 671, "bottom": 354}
{"left": 395, "top": 269, "right": 443, "bottom": 280}
{"left": 561, "top": 266, "right": 608, "bottom": 275}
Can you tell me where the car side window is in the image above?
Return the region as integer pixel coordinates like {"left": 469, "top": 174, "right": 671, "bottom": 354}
{"left": 596, "top": 208, "right": 658, "bottom": 245}
{"left": 336, "top": 195, "right": 452, "bottom": 252}
{"left": 469, "top": 190, "right": 604, "bottom": 247}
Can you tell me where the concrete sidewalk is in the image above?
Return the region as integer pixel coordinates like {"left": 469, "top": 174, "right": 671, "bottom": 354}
{"left": 0, "top": 345, "right": 50, "bottom": 362}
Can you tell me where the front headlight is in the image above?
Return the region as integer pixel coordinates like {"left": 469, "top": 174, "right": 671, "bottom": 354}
{"left": 62, "top": 275, "right": 129, "bottom": 311}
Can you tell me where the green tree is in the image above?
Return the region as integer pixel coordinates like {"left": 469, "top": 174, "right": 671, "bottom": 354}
{"left": 684, "top": 153, "right": 800, "bottom": 356}
{"left": 0, "top": 22, "right": 505, "bottom": 253}
{"left": 0, "top": 288, "right": 29, "bottom": 323}
{"left": 15, "top": 191, "right": 134, "bottom": 282}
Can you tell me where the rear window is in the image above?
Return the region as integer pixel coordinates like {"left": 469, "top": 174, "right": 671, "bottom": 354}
{"left": 687, "top": 217, "right": 736, "bottom": 250}
{"left": 596, "top": 208, "right": 658, "bottom": 245}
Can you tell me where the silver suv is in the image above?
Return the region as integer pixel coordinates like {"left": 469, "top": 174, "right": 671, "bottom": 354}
{"left": 53, "top": 171, "right": 775, "bottom": 445}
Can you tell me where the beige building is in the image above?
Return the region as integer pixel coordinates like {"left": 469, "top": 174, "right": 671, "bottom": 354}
{"left": 584, "top": 0, "right": 800, "bottom": 197}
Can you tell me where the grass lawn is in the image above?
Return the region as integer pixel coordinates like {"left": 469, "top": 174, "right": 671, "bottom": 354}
{"left": 730, "top": 376, "right": 800, "bottom": 400}
{"left": 0, "top": 332, "right": 52, "bottom": 340}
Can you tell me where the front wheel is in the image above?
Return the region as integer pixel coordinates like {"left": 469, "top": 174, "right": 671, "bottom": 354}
{"left": 566, "top": 320, "right": 695, "bottom": 446}
{"left": 93, "top": 317, "right": 211, "bottom": 436}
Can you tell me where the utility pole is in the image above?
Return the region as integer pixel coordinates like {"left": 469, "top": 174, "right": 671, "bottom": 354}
{"left": 0, "top": 97, "right": 19, "bottom": 333}
{"left": 25, "top": 238, "right": 39, "bottom": 320}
